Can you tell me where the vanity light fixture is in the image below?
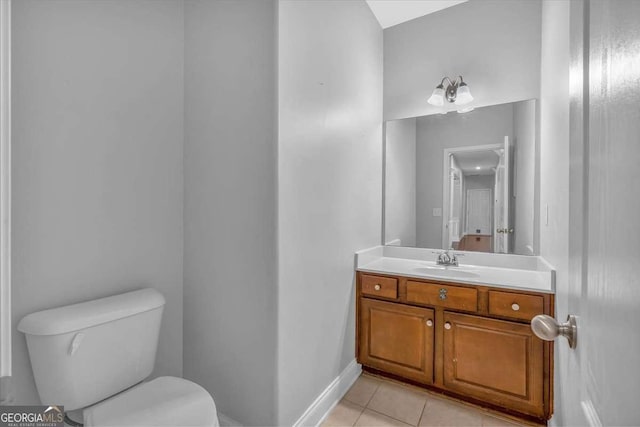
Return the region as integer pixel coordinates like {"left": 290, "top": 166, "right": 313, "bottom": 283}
{"left": 427, "top": 75, "right": 474, "bottom": 107}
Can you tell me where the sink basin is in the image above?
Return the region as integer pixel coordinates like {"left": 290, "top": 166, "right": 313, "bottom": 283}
{"left": 412, "top": 267, "right": 480, "bottom": 279}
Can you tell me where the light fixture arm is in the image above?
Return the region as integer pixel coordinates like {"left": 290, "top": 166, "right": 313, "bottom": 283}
{"left": 439, "top": 77, "right": 454, "bottom": 88}
{"left": 439, "top": 76, "right": 464, "bottom": 86}
{"left": 444, "top": 77, "right": 459, "bottom": 103}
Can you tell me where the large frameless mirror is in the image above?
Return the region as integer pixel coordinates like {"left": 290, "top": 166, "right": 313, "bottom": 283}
{"left": 383, "top": 99, "right": 538, "bottom": 255}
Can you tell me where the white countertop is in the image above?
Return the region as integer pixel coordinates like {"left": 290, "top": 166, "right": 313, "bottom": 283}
{"left": 356, "top": 246, "right": 555, "bottom": 294}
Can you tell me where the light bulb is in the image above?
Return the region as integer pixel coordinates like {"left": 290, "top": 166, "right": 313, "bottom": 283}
{"left": 427, "top": 85, "right": 445, "bottom": 106}
{"left": 454, "top": 83, "right": 473, "bottom": 105}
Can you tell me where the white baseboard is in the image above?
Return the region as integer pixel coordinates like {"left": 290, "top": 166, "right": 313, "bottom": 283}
{"left": 293, "top": 359, "right": 362, "bottom": 427}
{"left": 218, "top": 412, "right": 242, "bottom": 427}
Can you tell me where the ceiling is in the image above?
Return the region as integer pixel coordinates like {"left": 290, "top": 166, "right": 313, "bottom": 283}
{"left": 452, "top": 149, "right": 501, "bottom": 176}
{"left": 365, "top": 0, "right": 468, "bottom": 29}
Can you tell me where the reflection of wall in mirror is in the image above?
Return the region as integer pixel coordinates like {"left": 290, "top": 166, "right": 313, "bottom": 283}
{"left": 384, "top": 118, "right": 416, "bottom": 246}
{"left": 513, "top": 100, "right": 536, "bottom": 255}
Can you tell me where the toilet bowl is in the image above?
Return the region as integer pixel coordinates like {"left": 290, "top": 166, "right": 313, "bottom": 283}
{"left": 17, "top": 288, "right": 218, "bottom": 427}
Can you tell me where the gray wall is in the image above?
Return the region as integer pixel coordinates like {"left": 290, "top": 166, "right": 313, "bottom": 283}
{"left": 384, "top": 0, "right": 541, "bottom": 120}
{"left": 415, "top": 103, "right": 514, "bottom": 248}
{"left": 385, "top": 119, "right": 416, "bottom": 246}
{"left": 277, "top": 1, "right": 383, "bottom": 424}
{"left": 11, "top": 0, "right": 184, "bottom": 405}
{"left": 514, "top": 100, "right": 537, "bottom": 255}
{"left": 183, "top": 1, "right": 278, "bottom": 426}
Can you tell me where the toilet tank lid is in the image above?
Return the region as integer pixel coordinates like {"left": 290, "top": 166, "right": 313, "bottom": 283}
{"left": 17, "top": 288, "right": 165, "bottom": 336}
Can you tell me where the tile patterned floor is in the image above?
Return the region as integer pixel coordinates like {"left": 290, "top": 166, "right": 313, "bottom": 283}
{"left": 321, "top": 373, "right": 536, "bottom": 427}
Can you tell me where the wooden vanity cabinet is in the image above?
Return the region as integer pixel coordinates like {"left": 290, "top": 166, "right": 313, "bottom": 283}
{"left": 443, "top": 311, "right": 544, "bottom": 418}
{"left": 359, "top": 298, "right": 435, "bottom": 384}
{"left": 356, "top": 272, "right": 554, "bottom": 422}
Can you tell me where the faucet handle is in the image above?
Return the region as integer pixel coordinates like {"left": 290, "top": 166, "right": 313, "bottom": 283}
{"left": 433, "top": 250, "right": 448, "bottom": 265}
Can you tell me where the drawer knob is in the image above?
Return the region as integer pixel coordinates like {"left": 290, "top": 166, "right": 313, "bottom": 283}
{"left": 439, "top": 288, "right": 447, "bottom": 300}
{"left": 426, "top": 319, "right": 433, "bottom": 327}
{"left": 374, "top": 284, "right": 381, "bottom": 291}
{"left": 512, "top": 303, "right": 520, "bottom": 311}
{"left": 444, "top": 322, "right": 452, "bottom": 330}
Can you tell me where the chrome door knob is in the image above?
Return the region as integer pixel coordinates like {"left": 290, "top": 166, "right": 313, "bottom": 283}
{"left": 531, "top": 314, "right": 577, "bottom": 349}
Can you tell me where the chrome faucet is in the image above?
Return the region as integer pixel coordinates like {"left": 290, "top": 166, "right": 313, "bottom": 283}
{"left": 435, "top": 249, "right": 461, "bottom": 267}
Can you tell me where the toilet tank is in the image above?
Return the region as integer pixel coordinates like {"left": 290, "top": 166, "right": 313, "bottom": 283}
{"left": 17, "top": 288, "right": 165, "bottom": 411}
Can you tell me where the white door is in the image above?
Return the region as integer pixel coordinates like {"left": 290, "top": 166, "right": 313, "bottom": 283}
{"left": 493, "top": 137, "right": 510, "bottom": 253}
{"left": 465, "top": 188, "right": 491, "bottom": 235}
{"left": 559, "top": 1, "right": 640, "bottom": 425}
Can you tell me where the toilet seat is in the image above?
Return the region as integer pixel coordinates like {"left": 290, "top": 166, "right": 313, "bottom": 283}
{"left": 83, "top": 376, "right": 219, "bottom": 427}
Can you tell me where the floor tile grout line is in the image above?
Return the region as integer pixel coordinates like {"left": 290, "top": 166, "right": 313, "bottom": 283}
{"left": 416, "top": 398, "right": 428, "bottom": 427}
{"left": 364, "top": 377, "right": 429, "bottom": 426}
{"left": 360, "top": 407, "right": 415, "bottom": 427}
{"left": 350, "top": 405, "right": 366, "bottom": 427}
{"left": 342, "top": 396, "right": 367, "bottom": 407}
{"left": 362, "top": 382, "right": 381, "bottom": 408}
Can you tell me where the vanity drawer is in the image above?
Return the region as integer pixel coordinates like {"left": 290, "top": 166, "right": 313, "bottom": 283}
{"left": 488, "top": 290, "right": 544, "bottom": 322}
{"left": 406, "top": 281, "right": 477, "bottom": 312}
{"left": 361, "top": 275, "right": 398, "bottom": 299}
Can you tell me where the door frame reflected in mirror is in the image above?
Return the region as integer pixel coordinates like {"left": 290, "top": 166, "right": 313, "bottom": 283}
{"left": 442, "top": 143, "right": 504, "bottom": 252}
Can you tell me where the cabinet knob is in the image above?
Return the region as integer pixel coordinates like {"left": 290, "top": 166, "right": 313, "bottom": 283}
{"left": 511, "top": 303, "right": 520, "bottom": 311}
{"left": 374, "top": 284, "right": 381, "bottom": 291}
{"left": 444, "top": 322, "right": 452, "bottom": 330}
{"left": 426, "top": 319, "right": 433, "bottom": 327}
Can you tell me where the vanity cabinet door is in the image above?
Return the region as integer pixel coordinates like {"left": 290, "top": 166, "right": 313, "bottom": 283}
{"left": 442, "top": 312, "right": 545, "bottom": 417}
{"left": 359, "top": 298, "right": 434, "bottom": 385}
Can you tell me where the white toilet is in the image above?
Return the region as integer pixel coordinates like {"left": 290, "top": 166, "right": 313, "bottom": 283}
{"left": 17, "top": 288, "right": 219, "bottom": 427}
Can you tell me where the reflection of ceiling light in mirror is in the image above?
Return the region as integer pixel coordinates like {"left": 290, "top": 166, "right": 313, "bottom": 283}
{"left": 475, "top": 166, "right": 481, "bottom": 170}
{"left": 457, "top": 106, "right": 475, "bottom": 113}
